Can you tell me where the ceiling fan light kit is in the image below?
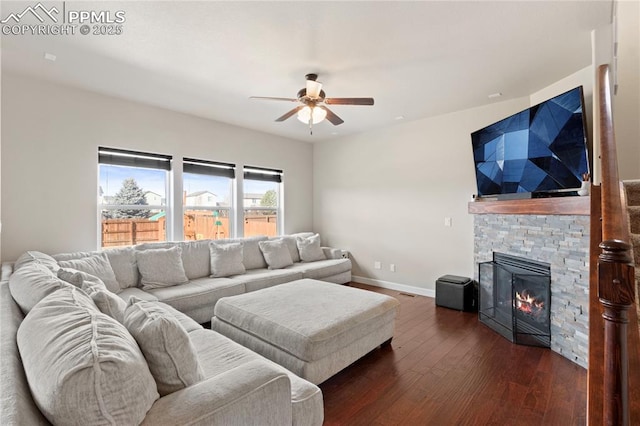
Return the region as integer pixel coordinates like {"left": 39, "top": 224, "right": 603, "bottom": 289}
{"left": 250, "top": 73, "right": 374, "bottom": 135}
{"left": 297, "top": 105, "right": 327, "bottom": 124}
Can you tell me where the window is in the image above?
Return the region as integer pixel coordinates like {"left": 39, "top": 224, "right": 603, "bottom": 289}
{"left": 183, "top": 158, "right": 235, "bottom": 240}
{"left": 98, "top": 147, "right": 171, "bottom": 248}
{"left": 243, "top": 166, "right": 282, "bottom": 237}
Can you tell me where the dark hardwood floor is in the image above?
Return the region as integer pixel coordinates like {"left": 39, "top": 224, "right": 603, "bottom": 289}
{"left": 320, "top": 283, "right": 587, "bottom": 425}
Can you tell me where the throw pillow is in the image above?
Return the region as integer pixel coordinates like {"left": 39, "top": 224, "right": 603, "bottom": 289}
{"left": 81, "top": 276, "right": 127, "bottom": 324}
{"left": 124, "top": 297, "right": 205, "bottom": 396}
{"left": 296, "top": 233, "right": 326, "bottom": 262}
{"left": 275, "top": 235, "right": 302, "bottom": 263}
{"left": 57, "top": 267, "right": 105, "bottom": 288}
{"left": 9, "top": 263, "right": 71, "bottom": 314}
{"left": 58, "top": 252, "right": 120, "bottom": 294}
{"left": 209, "top": 241, "right": 246, "bottom": 277}
{"left": 258, "top": 239, "right": 294, "bottom": 269}
{"left": 17, "top": 286, "right": 158, "bottom": 425}
{"left": 135, "top": 246, "right": 189, "bottom": 290}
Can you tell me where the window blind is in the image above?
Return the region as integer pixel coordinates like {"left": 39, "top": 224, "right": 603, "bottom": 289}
{"left": 98, "top": 147, "right": 172, "bottom": 171}
{"left": 244, "top": 165, "right": 283, "bottom": 183}
{"left": 183, "top": 158, "right": 236, "bottom": 178}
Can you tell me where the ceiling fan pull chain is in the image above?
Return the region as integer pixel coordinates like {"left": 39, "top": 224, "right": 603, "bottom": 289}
{"left": 309, "top": 117, "right": 313, "bottom": 135}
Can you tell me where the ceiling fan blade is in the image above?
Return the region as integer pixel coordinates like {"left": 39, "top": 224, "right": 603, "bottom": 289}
{"left": 250, "top": 96, "right": 298, "bottom": 102}
{"left": 275, "top": 106, "right": 304, "bottom": 122}
{"left": 324, "top": 97, "right": 375, "bottom": 106}
{"left": 320, "top": 106, "right": 344, "bottom": 126}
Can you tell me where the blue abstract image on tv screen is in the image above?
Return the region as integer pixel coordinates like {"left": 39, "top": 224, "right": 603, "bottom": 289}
{"left": 472, "top": 87, "right": 589, "bottom": 197}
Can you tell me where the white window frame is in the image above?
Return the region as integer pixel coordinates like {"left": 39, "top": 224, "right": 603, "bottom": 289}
{"left": 97, "top": 147, "right": 172, "bottom": 247}
{"left": 183, "top": 158, "right": 236, "bottom": 239}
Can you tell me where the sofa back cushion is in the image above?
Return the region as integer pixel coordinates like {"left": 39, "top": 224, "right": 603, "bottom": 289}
{"left": 269, "top": 236, "right": 301, "bottom": 263}
{"left": 228, "top": 235, "right": 268, "bottom": 270}
{"left": 58, "top": 252, "right": 120, "bottom": 293}
{"left": 9, "top": 263, "right": 71, "bottom": 314}
{"left": 124, "top": 298, "right": 204, "bottom": 396}
{"left": 80, "top": 274, "right": 128, "bottom": 324}
{"left": 13, "top": 251, "right": 59, "bottom": 273}
{"left": 179, "top": 240, "right": 212, "bottom": 279}
{"left": 54, "top": 247, "right": 139, "bottom": 290}
{"left": 17, "top": 286, "right": 158, "bottom": 425}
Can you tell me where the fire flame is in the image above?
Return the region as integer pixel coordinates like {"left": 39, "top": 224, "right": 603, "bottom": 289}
{"left": 515, "top": 290, "right": 545, "bottom": 315}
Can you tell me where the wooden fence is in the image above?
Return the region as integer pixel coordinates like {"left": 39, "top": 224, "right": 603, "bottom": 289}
{"left": 101, "top": 212, "right": 277, "bottom": 247}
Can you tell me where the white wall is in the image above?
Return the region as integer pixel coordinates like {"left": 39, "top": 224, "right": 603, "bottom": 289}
{"left": 314, "top": 66, "right": 595, "bottom": 295}
{"left": 1, "top": 73, "right": 313, "bottom": 261}
{"left": 313, "top": 97, "right": 530, "bottom": 295}
{"left": 614, "top": 0, "right": 640, "bottom": 180}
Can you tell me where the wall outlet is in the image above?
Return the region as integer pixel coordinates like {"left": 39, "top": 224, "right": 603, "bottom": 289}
{"left": 444, "top": 217, "right": 452, "bottom": 227}
{"left": 390, "top": 263, "right": 396, "bottom": 272}
{"left": 374, "top": 261, "right": 381, "bottom": 270}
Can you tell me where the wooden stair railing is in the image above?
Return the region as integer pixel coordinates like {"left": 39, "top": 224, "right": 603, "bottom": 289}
{"left": 588, "top": 64, "right": 638, "bottom": 425}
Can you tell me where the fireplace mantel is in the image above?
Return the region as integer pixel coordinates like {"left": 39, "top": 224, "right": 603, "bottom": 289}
{"left": 468, "top": 196, "right": 590, "bottom": 216}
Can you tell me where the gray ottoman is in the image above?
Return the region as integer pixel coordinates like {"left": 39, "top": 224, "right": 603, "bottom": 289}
{"left": 211, "top": 279, "right": 400, "bottom": 384}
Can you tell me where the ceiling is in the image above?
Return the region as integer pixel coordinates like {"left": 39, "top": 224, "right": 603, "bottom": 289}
{"left": 1, "top": 1, "right": 612, "bottom": 142}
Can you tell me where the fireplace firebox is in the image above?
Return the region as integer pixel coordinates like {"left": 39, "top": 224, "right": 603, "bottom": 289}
{"left": 478, "top": 252, "right": 551, "bottom": 347}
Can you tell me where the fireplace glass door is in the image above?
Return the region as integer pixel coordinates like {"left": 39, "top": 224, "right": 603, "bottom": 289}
{"left": 478, "top": 253, "right": 551, "bottom": 348}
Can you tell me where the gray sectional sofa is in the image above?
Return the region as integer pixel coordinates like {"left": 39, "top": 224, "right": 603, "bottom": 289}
{"left": 0, "top": 233, "right": 351, "bottom": 425}
{"left": 53, "top": 234, "right": 351, "bottom": 324}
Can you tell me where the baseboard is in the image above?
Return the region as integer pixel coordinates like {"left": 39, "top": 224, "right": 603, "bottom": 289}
{"left": 351, "top": 275, "right": 435, "bottom": 298}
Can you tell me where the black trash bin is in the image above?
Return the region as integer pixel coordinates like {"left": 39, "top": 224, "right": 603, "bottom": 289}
{"left": 435, "top": 275, "right": 477, "bottom": 311}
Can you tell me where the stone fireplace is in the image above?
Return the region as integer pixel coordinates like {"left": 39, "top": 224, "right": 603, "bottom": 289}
{"left": 470, "top": 198, "right": 590, "bottom": 368}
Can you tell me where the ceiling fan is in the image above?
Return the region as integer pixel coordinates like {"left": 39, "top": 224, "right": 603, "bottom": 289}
{"left": 250, "top": 73, "right": 374, "bottom": 135}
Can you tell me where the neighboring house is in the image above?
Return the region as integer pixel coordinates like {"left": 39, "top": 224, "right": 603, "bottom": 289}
{"left": 243, "top": 193, "right": 263, "bottom": 208}
{"left": 144, "top": 191, "right": 164, "bottom": 206}
{"left": 186, "top": 190, "right": 218, "bottom": 207}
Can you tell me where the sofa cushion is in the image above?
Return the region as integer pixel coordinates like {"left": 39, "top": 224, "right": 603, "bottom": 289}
{"left": 105, "top": 247, "right": 140, "bottom": 289}
{"left": 286, "top": 258, "right": 352, "bottom": 280}
{"left": 236, "top": 236, "right": 269, "bottom": 270}
{"left": 210, "top": 242, "right": 245, "bottom": 278}
{"left": 296, "top": 234, "right": 326, "bottom": 262}
{"left": 145, "top": 278, "right": 245, "bottom": 324}
{"left": 9, "top": 263, "right": 71, "bottom": 314}
{"left": 230, "top": 268, "right": 303, "bottom": 293}
{"left": 179, "top": 240, "right": 212, "bottom": 279}
{"left": 124, "top": 298, "right": 205, "bottom": 396}
{"left": 57, "top": 266, "right": 104, "bottom": 288}
{"left": 154, "top": 301, "right": 203, "bottom": 333}
{"left": 58, "top": 252, "right": 120, "bottom": 293}
{"left": 271, "top": 236, "right": 302, "bottom": 263}
{"left": 136, "top": 246, "right": 189, "bottom": 290}
{"left": 81, "top": 276, "right": 127, "bottom": 324}
{"left": 54, "top": 248, "right": 139, "bottom": 290}
{"left": 17, "top": 285, "right": 158, "bottom": 425}
{"left": 189, "top": 328, "right": 324, "bottom": 426}
{"left": 118, "top": 287, "right": 160, "bottom": 303}
{"left": 259, "top": 239, "right": 294, "bottom": 270}
{"left": 135, "top": 241, "right": 211, "bottom": 280}
{"left": 13, "top": 251, "right": 59, "bottom": 273}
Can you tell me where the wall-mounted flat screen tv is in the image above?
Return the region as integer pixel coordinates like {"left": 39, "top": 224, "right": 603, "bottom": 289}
{"left": 471, "top": 86, "right": 589, "bottom": 198}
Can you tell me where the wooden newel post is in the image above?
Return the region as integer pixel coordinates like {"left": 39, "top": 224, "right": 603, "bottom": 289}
{"left": 598, "top": 239, "right": 636, "bottom": 426}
